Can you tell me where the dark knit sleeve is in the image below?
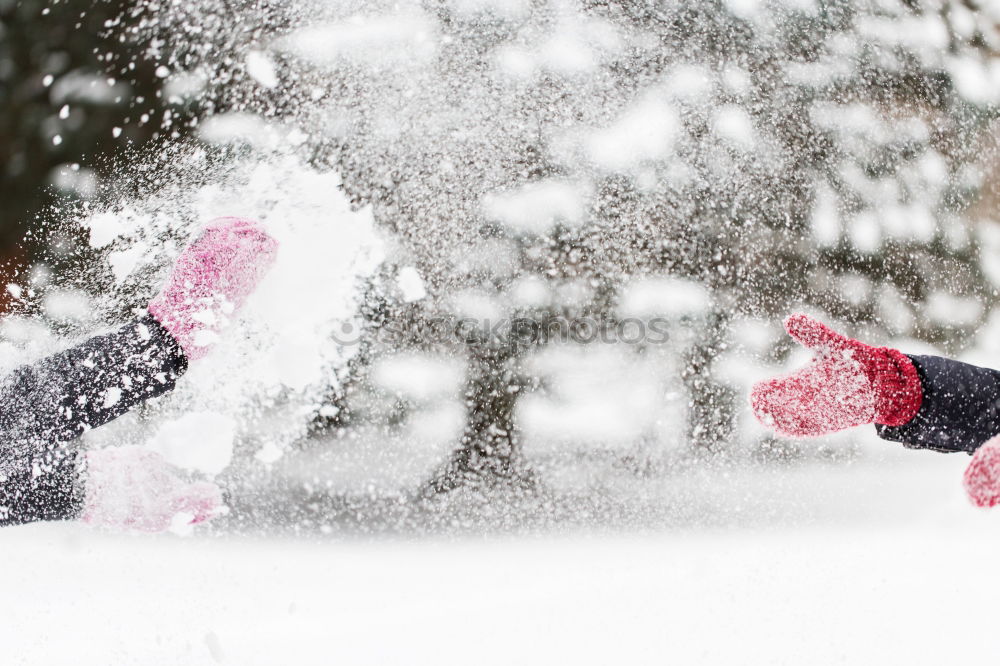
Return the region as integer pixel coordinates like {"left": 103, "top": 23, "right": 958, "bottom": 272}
{"left": 876, "top": 355, "right": 1000, "bottom": 454}
{"left": 0, "top": 314, "right": 187, "bottom": 525}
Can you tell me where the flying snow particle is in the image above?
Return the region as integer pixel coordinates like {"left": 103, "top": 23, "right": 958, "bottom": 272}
{"left": 107, "top": 244, "right": 147, "bottom": 283}
{"left": 147, "top": 411, "right": 236, "bottom": 475}
{"left": 277, "top": 13, "right": 438, "bottom": 67}
{"left": 582, "top": 96, "right": 679, "bottom": 172}
{"left": 86, "top": 212, "right": 128, "bottom": 248}
{"left": 482, "top": 180, "right": 589, "bottom": 233}
{"left": 713, "top": 105, "right": 757, "bottom": 150}
{"left": 724, "top": 0, "right": 761, "bottom": 20}
{"left": 245, "top": 51, "right": 279, "bottom": 88}
{"left": 397, "top": 266, "right": 427, "bottom": 302}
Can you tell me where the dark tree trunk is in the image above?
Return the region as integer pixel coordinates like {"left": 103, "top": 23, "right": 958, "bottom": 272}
{"left": 421, "top": 343, "right": 534, "bottom": 496}
{"left": 683, "top": 309, "right": 735, "bottom": 452}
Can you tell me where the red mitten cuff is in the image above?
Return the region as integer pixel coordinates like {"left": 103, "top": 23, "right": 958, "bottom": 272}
{"left": 863, "top": 347, "right": 923, "bottom": 427}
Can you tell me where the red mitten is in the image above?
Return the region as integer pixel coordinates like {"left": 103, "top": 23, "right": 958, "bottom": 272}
{"left": 964, "top": 435, "right": 1000, "bottom": 508}
{"left": 751, "top": 314, "right": 923, "bottom": 437}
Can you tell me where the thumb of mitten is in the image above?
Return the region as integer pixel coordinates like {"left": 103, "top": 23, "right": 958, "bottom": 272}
{"left": 784, "top": 313, "right": 853, "bottom": 354}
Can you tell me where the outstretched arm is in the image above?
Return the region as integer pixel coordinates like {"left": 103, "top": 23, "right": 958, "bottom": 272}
{"left": 0, "top": 315, "right": 186, "bottom": 525}
{"left": 876, "top": 355, "right": 1000, "bottom": 454}
{"left": 751, "top": 315, "right": 1000, "bottom": 453}
{"left": 751, "top": 314, "right": 1000, "bottom": 508}
{"left": 750, "top": 314, "right": 922, "bottom": 438}
{"left": 0, "top": 216, "right": 278, "bottom": 529}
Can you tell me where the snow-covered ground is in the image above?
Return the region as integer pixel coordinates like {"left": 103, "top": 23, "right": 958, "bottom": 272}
{"left": 4, "top": 441, "right": 999, "bottom": 666}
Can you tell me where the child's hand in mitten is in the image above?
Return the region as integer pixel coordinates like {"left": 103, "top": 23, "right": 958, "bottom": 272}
{"left": 751, "top": 314, "right": 922, "bottom": 437}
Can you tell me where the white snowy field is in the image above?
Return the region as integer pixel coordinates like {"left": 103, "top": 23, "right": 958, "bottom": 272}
{"left": 3, "top": 443, "right": 1000, "bottom": 666}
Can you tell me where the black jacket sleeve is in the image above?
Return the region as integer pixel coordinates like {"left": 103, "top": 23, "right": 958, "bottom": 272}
{"left": 876, "top": 355, "right": 1000, "bottom": 454}
{"left": 0, "top": 314, "right": 187, "bottom": 526}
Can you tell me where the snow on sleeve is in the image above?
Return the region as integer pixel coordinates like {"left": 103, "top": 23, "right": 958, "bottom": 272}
{"left": 102, "top": 387, "right": 122, "bottom": 410}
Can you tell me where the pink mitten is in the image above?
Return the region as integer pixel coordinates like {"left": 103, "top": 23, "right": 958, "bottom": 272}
{"left": 964, "top": 435, "right": 1000, "bottom": 508}
{"left": 148, "top": 217, "right": 278, "bottom": 361}
{"left": 82, "top": 446, "right": 223, "bottom": 532}
{"left": 751, "top": 314, "right": 923, "bottom": 437}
